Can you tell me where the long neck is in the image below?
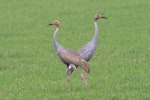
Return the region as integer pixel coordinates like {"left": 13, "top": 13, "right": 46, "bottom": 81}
{"left": 53, "top": 27, "right": 61, "bottom": 53}
{"left": 92, "top": 21, "right": 99, "bottom": 43}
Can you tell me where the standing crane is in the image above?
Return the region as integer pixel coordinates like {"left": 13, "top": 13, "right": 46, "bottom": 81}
{"left": 48, "top": 20, "right": 90, "bottom": 88}
{"left": 68, "top": 14, "right": 107, "bottom": 86}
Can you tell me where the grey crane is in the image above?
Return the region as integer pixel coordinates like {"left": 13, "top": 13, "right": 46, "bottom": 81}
{"left": 68, "top": 14, "right": 107, "bottom": 86}
{"left": 48, "top": 20, "right": 90, "bottom": 87}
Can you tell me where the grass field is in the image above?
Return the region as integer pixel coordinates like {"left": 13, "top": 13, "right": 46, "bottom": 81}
{"left": 0, "top": 0, "right": 150, "bottom": 99}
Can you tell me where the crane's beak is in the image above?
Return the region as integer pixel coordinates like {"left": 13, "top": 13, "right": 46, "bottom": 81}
{"left": 48, "top": 23, "right": 53, "bottom": 26}
{"left": 101, "top": 16, "right": 108, "bottom": 19}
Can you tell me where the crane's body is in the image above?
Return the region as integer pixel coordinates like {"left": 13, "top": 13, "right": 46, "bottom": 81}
{"left": 49, "top": 20, "right": 90, "bottom": 88}
{"left": 52, "top": 25, "right": 90, "bottom": 73}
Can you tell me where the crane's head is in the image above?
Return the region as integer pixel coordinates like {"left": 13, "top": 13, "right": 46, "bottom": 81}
{"left": 94, "top": 14, "right": 107, "bottom": 21}
{"left": 48, "top": 20, "right": 60, "bottom": 28}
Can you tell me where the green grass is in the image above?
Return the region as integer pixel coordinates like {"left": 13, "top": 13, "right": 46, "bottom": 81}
{"left": 0, "top": 0, "right": 150, "bottom": 99}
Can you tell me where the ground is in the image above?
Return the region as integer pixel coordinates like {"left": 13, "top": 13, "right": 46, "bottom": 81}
{"left": 0, "top": 0, "right": 150, "bottom": 100}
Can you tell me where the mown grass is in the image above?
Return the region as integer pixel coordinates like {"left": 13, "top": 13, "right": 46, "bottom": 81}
{"left": 0, "top": 0, "right": 150, "bottom": 100}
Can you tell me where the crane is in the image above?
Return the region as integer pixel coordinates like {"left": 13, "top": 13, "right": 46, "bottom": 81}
{"left": 48, "top": 20, "right": 90, "bottom": 88}
{"left": 68, "top": 14, "right": 107, "bottom": 87}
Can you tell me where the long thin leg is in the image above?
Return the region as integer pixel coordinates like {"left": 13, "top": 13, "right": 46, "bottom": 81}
{"left": 66, "top": 64, "right": 90, "bottom": 88}
{"left": 65, "top": 68, "right": 72, "bottom": 89}
{"left": 70, "top": 65, "right": 89, "bottom": 88}
{"left": 80, "top": 71, "right": 89, "bottom": 88}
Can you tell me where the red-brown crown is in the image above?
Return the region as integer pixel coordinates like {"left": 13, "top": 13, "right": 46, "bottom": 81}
{"left": 94, "top": 14, "right": 107, "bottom": 21}
{"left": 49, "top": 20, "right": 60, "bottom": 28}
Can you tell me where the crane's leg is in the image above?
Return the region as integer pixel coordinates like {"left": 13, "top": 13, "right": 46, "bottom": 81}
{"left": 80, "top": 71, "right": 89, "bottom": 88}
{"left": 79, "top": 60, "right": 90, "bottom": 88}
{"left": 66, "top": 64, "right": 89, "bottom": 88}
{"left": 69, "top": 64, "right": 90, "bottom": 88}
{"left": 73, "top": 68, "right": 89, "bottom": 88}
{"left": 66, "top": 68, "right": 72, "bottom": 89}
{"left": 65, "top": 64, "right": 76, "bottom": 89}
